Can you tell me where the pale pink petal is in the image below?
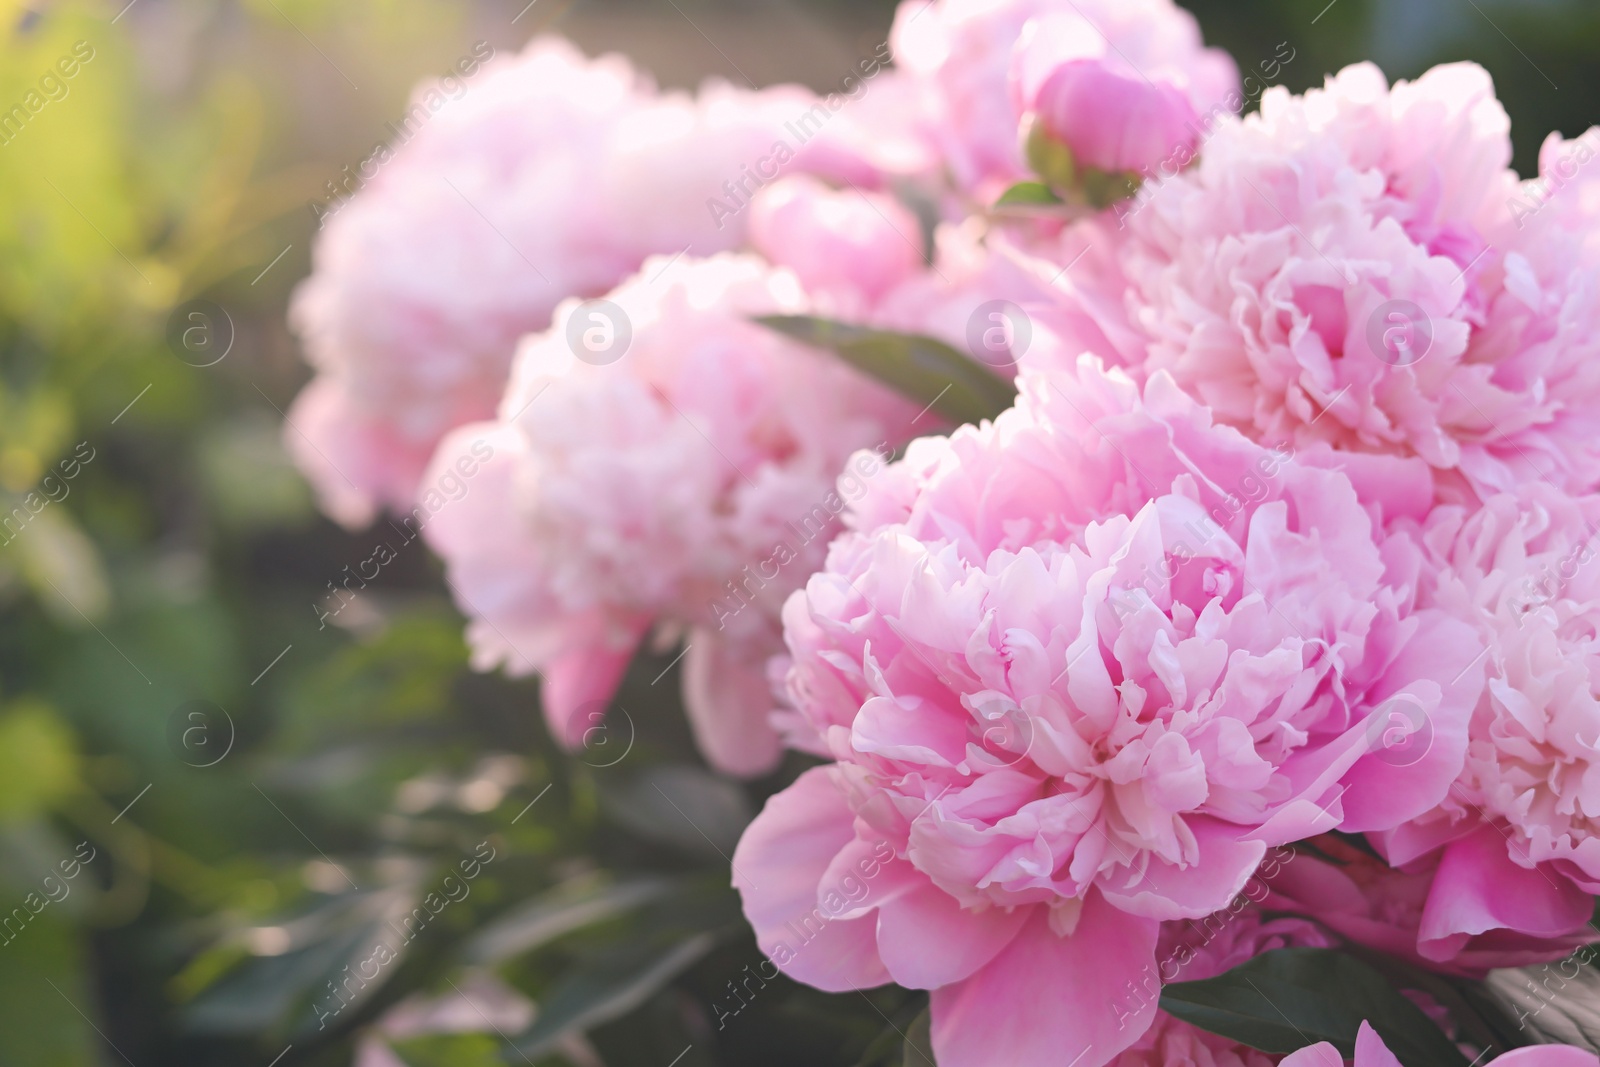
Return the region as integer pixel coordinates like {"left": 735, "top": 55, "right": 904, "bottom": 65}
{"left": 1418, "top": 825, "right": 1594, "bottom": 961}
{"left": 930, "top": 894, "right": 1158, "bottom": 1067}
{"left": 682, "top": 633, "right": 783, "bottom": 778}
{"left": 731, "top": 767, "right": 890, "bottom": 992}
{"left": 875, "top": 881, "right": 1030, "bottom": 989}
{"left": 1280, "top": 1043, "right": 1346, "bottom": 1067}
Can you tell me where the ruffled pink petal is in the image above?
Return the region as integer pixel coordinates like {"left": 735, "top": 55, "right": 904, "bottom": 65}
{"left": 1494, "top": 1046, "right": 1600, "bottom": 1067}
{"left": 1339, "top": 616, "right": 1482, "bottom": 833}
{"left": 731, "top": 766, "right": 890, "bottom": 992}
{"left": 1279, "top": 1043, "right": 1344, "bottom": 1067}
{"left": 930, "top": 893, "right": 1158, "bottom": 1067}
{"left": 1418, "top": 825, "right": 1594, "bottom": 961}
{"left": 875, "top": 881, "right": 1030, "bottom": 989}
{"left": 1098, "top": 816, "right": 1266, "bottom": 920}
{"left": 1354, "top": 1021, "right": 1405, "bottom": 1067}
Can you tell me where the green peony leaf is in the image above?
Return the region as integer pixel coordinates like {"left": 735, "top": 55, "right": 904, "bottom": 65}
{"left": 994, "top": 181, "right": 1066, "bottom": 207}
{"left": 1160, "top": 948, "right": 1468, "bottom": 1067}
{"left": 755, "top": 316, "right": 1016, "bottom": 427}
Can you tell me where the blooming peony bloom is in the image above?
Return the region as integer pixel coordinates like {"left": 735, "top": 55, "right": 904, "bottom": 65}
{"left": 1354, "top": 488, "right": 1600, "bottom": 957}
{"left": 733, "top": 354, "right": 1484, "bottom": 1067}
{"left": 1262, "top": 835, "right": 1594, "bottom": 976}
{"left": 1027, "top": 62, "right": 1600, "bottom": 502}
{"left": 1281, "top": 1021, "right": 1599, "bottom": 1067}
{"left": 421, "top": 243, "right": 926, "bottom": 777}
{"left": 889, "top": 0, "right": 1237, "bottom": 200}
{"left": 288, "top": 37, "right": 910, "bottom": 527}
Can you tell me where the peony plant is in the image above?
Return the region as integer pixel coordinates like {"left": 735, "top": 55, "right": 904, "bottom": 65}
{"left": 283, "top": 0, "right": 1600, "bottom": 1063}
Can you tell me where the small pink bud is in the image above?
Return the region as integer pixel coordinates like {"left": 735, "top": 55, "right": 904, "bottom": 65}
{"left": 1032, "top": 58, "right": 1199, "bottom": 175}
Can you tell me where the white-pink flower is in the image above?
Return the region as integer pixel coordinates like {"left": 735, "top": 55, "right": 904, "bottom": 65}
{"left": 1027, "top": 62, "right": 1600, "bottom": 501}
{"left": 288, "top": 37, "right": 908, "bottom": 527}
{"left": 421, "top": 238, "right": 926, "bottom": 776}
{"left": 1362, "top": 488, "right": 1600, "bottom": 956}
{"left": 734, "top": 353, "right": 1484, "bottom": 1067}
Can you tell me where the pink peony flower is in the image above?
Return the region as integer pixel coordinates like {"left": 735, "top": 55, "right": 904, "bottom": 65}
{"left": 288, "top": 37, "right": 909, "bottom": 527}
{"left": 1026, "top": 63, "right": 1600, "bottom": 502}
{"left": 733, "top": 354, "right": 1484, "bottom": 1067}
{"left": 1281, "top": 1021, "right": 1599, "bottom": 1067}
{"left": 890, "top": 0, "right": 1236, "bottom": 200}
{"left": 1357, "top": 488, "right": 1600, "bottom": 953}
{"left": 421, "top": 251, "right": 924, "bottom": 777}
{"left": 1262, "top": 835, "right": 1594, "bottom": 976}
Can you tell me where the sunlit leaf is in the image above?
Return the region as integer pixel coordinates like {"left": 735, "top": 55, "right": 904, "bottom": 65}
{"left": 0, "top": 702, "right": 78, "bottom": 821}
{"left": 756, "top": 315, "right": 1016, "bottom": 426}
{"left": 994, "top": 180, "right": 1065, "bottom": 207}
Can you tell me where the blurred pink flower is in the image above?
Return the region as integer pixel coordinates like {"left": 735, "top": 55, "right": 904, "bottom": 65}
{"left": 288, "top": 38, "right": 911, "bottom": 527}
{"left": 422, "top": 252, "right": 922, "bottom": 776}
{"left": 734, "top": 354, "right": 1483, "bottom": 1067}
{"left": 749, "top": 175, "right": 925, "bottom": 304}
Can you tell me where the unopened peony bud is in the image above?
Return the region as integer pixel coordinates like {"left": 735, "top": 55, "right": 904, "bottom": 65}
{"left": 1032, "top": 59, "right": 1198, "bottom": 177}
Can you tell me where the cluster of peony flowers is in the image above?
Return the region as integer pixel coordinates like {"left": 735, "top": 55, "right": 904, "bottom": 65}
{"left": 285, "top": 0, "right": 1600, "bottom": 1064}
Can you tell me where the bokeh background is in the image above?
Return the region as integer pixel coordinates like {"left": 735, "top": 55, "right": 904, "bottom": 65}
{"left": 1, "top": 0, "right": 1595, "bottom": 1064}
